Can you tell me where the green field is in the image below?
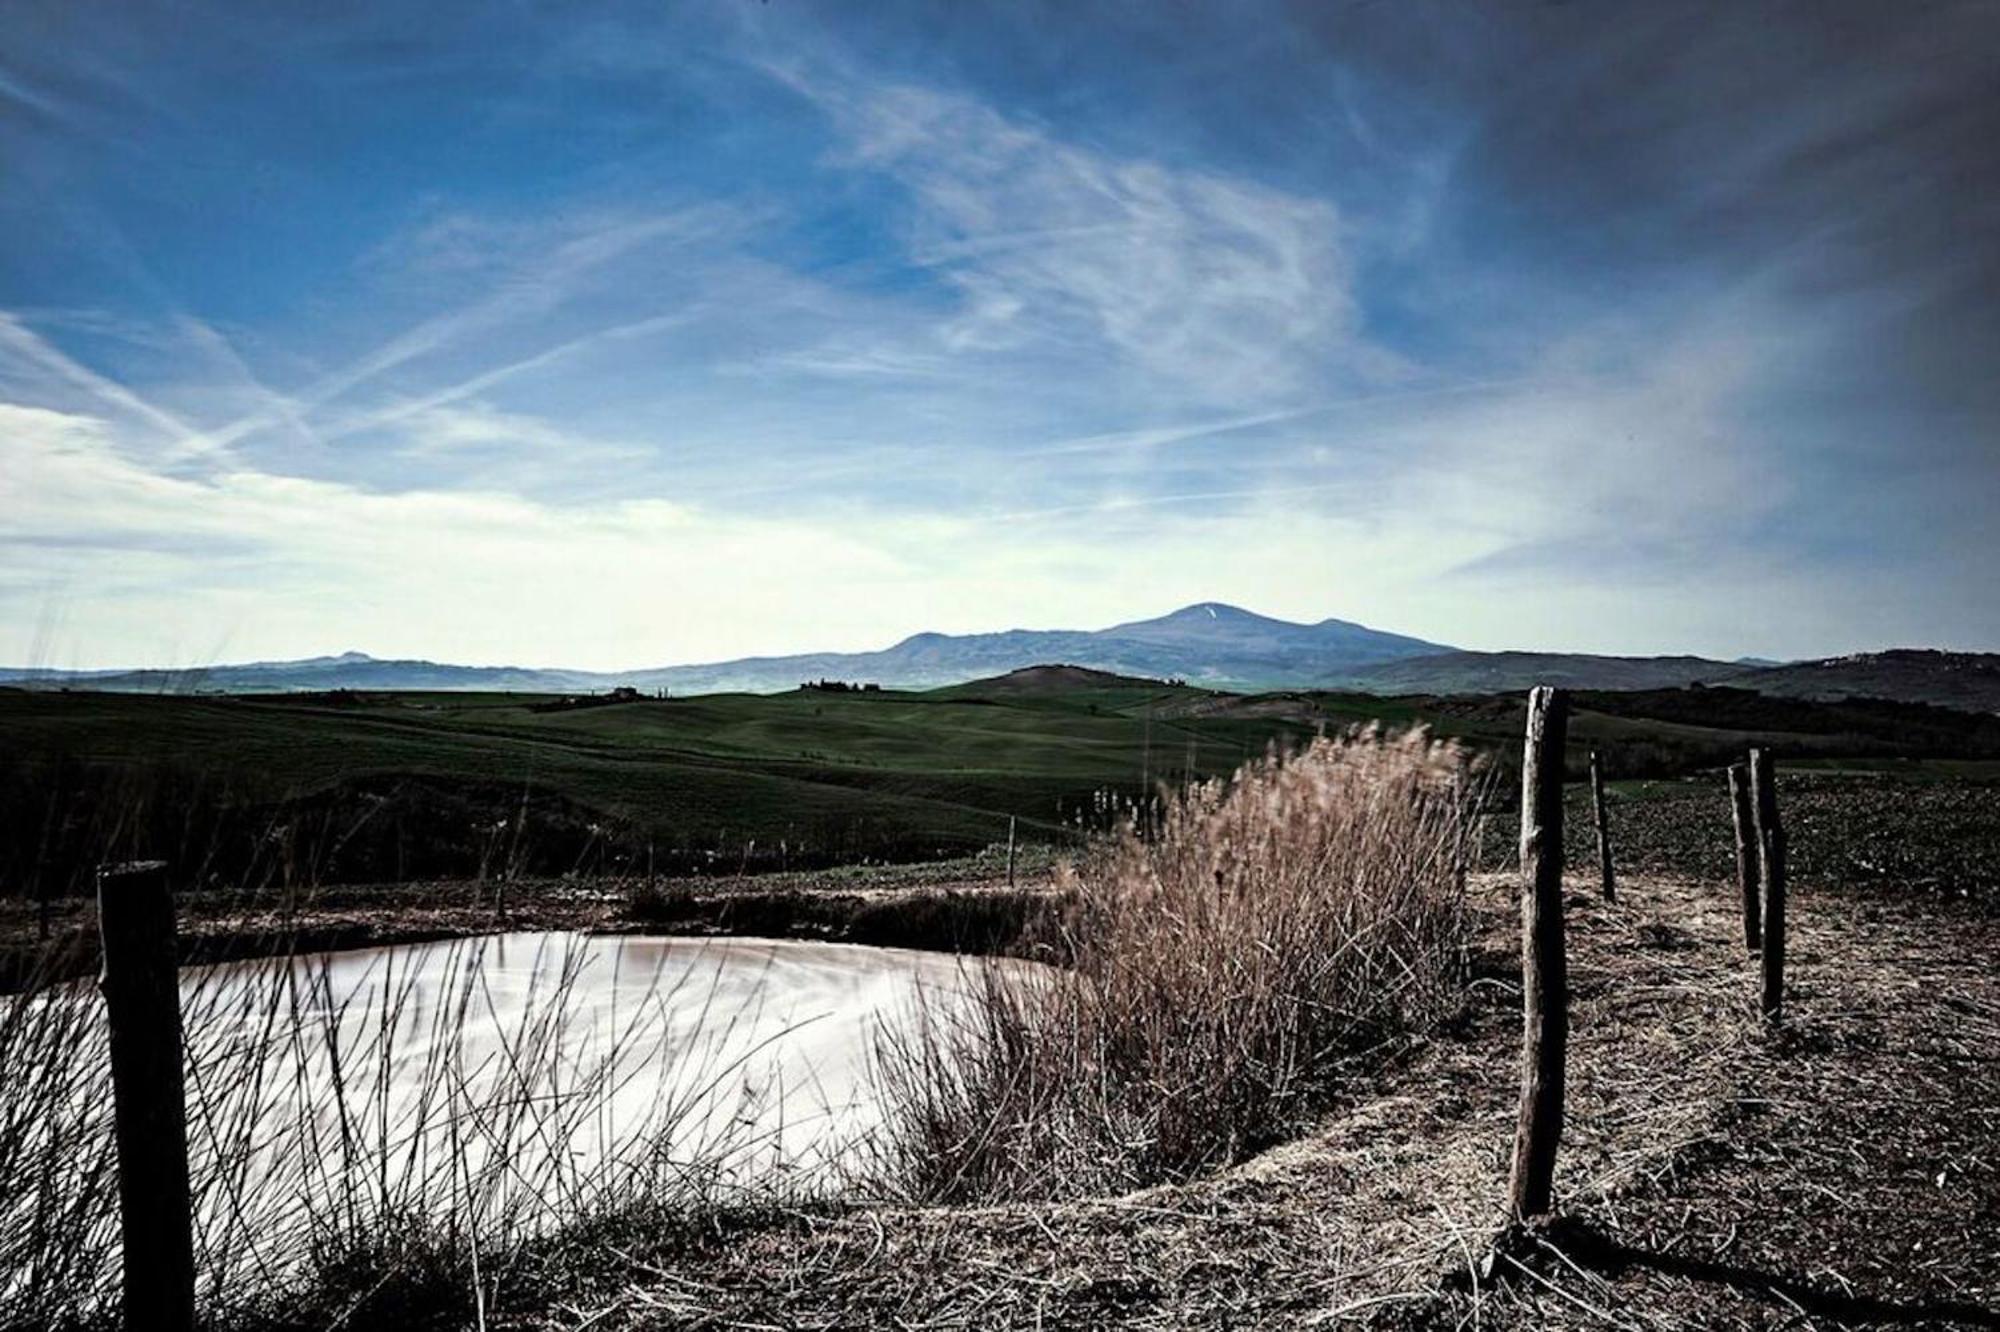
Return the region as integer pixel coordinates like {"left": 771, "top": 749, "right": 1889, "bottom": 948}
{"left": 0, "top": 676, "right": 1317, "bottom": 891}
{"left": 4, "top": 673, "right": 1996, "bottom": 894}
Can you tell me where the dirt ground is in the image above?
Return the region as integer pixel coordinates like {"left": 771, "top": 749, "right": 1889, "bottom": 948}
{"left": 543, "top": 872, "right": 2000, "bottom": 1330}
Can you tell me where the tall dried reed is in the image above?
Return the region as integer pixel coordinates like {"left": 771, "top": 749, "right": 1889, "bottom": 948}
{"left": 869, "top": 727, "right": 1481, "bottom": 1202}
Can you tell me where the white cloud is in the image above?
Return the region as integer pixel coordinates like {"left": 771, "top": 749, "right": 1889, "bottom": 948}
{"left": 5, "top": 383, "right": 1982, "bottom": 670}
{"left": 0, "top": 252, "right": 1930, "bottom": 671}
{"left": 772, "top": 69, "right": 1385, "bottom": 404}
{"left": 1, "top": 399, "right": 1500, "bottom": 667}
{"left": 1, "top": 402, "right": 901, "bottom": 666}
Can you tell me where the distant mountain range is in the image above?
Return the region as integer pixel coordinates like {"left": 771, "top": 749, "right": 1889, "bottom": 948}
{"left": 5, "top": 605, "right": 1997, "bottom": 713}
{"left": 645, "top": 603, "right": 1450, "bottom": 694}
{"left": 0, "top": 604, "right": 1444, "bottom": 696}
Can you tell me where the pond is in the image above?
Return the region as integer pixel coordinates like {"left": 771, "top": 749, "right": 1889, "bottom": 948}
{"left": 182, "top": 930, "right": 990, "bottom": 1188}
{"left": 3, "top": 930, "right": 1004, "bottom": 1311}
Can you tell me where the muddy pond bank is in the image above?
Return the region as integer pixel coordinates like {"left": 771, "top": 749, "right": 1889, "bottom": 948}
{"left": 0, "top": 865, "right": 1061, "bottom": 993}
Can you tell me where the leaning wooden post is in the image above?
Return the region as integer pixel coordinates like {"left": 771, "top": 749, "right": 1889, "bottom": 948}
{"left": 1589, "top": 749, "right": 1614, "bottom": 902}
{"left": 1749, "top": 749, "right": 1787, "bottom": 1021}
{"left": 1005, "top": 815, "right": 1017, "bottom": 890}
{"left": 96, "top": 860, "right": 196, "bottom": 1332}
{"left": 1728, "top": 763, "right": 1762, "bottom": 953}
{"left": 1508, "top": 687, "right": 1570, "bottom": 1221}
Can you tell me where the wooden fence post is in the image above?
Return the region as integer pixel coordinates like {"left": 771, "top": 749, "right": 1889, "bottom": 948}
{"left": 1749, "top": 749, "right": 1787, "bottom": 1021}
{"left": 1005, "top": 815, "right": 1017, "bottom": 890}
{"left": 96, "top": 860, "right": 196, "bottom": 1332}
{"left": 1589, "top": 749, "right": 1614, "bottom": 902}
{"left": 1728, "top": 763, "right": 1761, "bottom": 953}
{"left": 1508, "top": 687, "right": 1570, "bottom": 1221}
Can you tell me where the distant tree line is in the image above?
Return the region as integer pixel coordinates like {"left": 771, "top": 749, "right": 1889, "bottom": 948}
{"left": 528, "top": 685, "right": 666, "bottom": 713}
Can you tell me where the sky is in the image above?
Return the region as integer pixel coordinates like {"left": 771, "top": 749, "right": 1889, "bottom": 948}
{"left": 2, "top": 1, "right": 1996, "bottom": 670}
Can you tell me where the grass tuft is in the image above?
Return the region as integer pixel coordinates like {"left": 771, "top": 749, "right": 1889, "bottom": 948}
{"left": 867, "top": 727, "right": 1483, "bottom": 1202}
{"left": 0, "top": 929, "right": 826, "bottom": 1329}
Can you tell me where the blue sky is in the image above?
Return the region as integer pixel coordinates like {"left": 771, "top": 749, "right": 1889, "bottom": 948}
{"left": 3, "top": 1, "right": 1995, "bottom": 669}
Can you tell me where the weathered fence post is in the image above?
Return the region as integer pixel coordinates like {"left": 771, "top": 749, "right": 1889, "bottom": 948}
{"left": 1589, "top": 749, "right": 1614, "bottom": 902}
{"left": 1749, "top": 749, "right": 1787, "bottom": 1021}
{"left": 96, "top": 860, "right": 196, "bottom": 1332}
{"left": 1509, "top": 687, "right": 1570, "bottom": 1221}
{"left": 1005, "top": 815, "right": 1017, "bottom": 890}
{"left": 1728, "top": 763, "right": 1761, "bottom": 953}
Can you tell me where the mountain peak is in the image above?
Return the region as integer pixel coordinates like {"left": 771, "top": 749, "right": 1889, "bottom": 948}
{"left": 1164, "top": 601, "right": 1258, "bottom": 622}
{"left": 1113, "top": 602, "right": 1291, "bottom": 634}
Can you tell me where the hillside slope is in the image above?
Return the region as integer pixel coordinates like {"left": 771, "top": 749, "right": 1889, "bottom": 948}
{"left": 1731, "top": 649, "right": 2000, "bottom": 713}
{"left": 1345, "top": 649, "right": 1738, "bottom": 695}
{"left": 10, "top": 677, "right": 2000, "bottom": 900}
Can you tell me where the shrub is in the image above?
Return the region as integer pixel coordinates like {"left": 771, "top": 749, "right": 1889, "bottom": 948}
{"left": 868, "top": 728, "right": 1479, "bottom": 1202}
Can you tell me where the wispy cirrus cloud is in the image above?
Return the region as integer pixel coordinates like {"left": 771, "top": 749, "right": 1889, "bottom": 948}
{"left": 317, "top": 310, "right": 702, "bottom": 444}
{"left": 768, "top": 65, "right": 1383, "bottom": 405}
{"left": 286, "top": 208, "right": 745, "bottom": 418}
{"left": 0, "top": 312, "right": 214, "bottom": 459}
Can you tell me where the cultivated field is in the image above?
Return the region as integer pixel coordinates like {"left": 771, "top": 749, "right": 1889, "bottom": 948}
{"left": 4, "top": 673, "right": 1995, "bottom": 898}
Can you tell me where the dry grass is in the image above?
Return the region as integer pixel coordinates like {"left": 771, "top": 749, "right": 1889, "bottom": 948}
{"left": 865, "top": 729, "right": 1481, "bottom": 1203}
{"left": 552, "top": 873, "right": 2000, "bottom": 1330}
{"left": 0, "top": 931, "right": 829, "bottom": 1330}
{"left": 9, "top": 763, "right": 1998, "bottom": 1329}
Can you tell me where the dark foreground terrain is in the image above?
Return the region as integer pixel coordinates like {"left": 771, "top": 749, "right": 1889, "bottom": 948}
{"left": 3, "top": 685, "right": 1998, "bottom": 1329}
{"left": 538, "top": 873, "right": 1997, "bottom": 1331}
{"left": 2, "top": 770, "right": 1986, "bottom": 1330}
{"left": 483, "top": 768, "right": 2000, "bottom": 1330}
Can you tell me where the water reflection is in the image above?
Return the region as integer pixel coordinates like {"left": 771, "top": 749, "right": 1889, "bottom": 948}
{"left": 180, "top": 931, "right": 986, "bottom": 1199}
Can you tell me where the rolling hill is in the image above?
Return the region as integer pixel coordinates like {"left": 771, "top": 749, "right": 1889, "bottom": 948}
{"left": 1339, "top": 648, "right": 2000, "bottom": 714}
{"left": 8, "top": 670, "right": 1999, "bottom": 899}
{"left": 0, "top": 652, "right": 608, "bottom": 694}
{"left": 639, "top": 602, "right": 1451, "bottom": 693}
{"left": 1340, "top": 650, "right": 1740, "bottom": 696}
{"left": 1725, "top": 649, "right": 2000, "bottom": 713}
